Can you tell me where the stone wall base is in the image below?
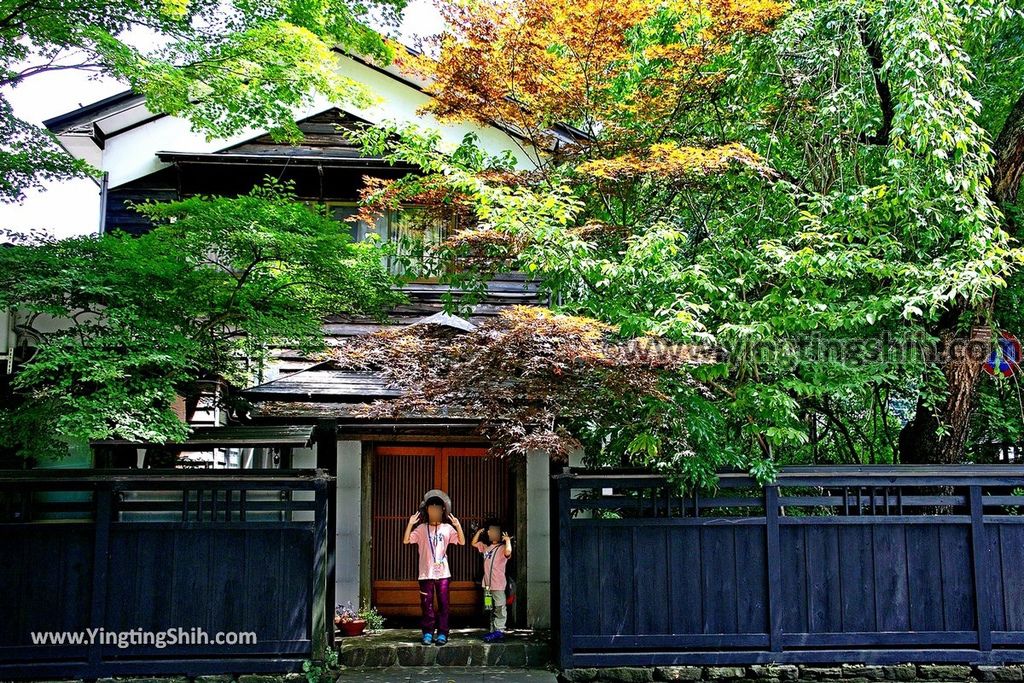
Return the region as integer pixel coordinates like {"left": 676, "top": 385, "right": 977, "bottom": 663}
{"left": 559, "top": 664, "right": 1024, "bottom": 683}
{"left": 4, "top": 675, "right": 310, "bottom": 683}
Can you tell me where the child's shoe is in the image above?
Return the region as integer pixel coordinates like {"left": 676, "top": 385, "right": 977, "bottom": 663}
{"left": 435, "top": 633, "right": 448, "bottom": 645}
{"left": 421, "top": 632, "right": 433, "bottom": 645}
{"left": 482, "top": 630, "right": 504, "bottom": 642}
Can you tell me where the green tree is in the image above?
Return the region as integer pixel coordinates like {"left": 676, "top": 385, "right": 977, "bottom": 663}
{"left": 347, "top": 0, "right": 1024, "bottom": 479}
{"left": 737, "top": 0, "right": 1024, "bottom": 464}
{"left": 0, "top": 0, "right": 405, "bottom": 201}
{"left": 0, "top": 181, "right": 401, "bottom": 460}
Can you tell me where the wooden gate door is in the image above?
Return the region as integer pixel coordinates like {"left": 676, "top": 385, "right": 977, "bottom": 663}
{"left": 371, "top": 445, "right": 511, "bottom": 621}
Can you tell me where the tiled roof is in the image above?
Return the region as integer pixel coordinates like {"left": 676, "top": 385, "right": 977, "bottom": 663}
{"left": 242, "top": 277, "right": 546, "bottom": 418}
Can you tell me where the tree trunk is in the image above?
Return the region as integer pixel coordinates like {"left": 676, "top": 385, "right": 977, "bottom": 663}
{"left": 899, "top": 318, "right": 990, "bottom": 463}
{"left": 899, "top": 90, "right": 1024, "bottom": 463}
{"left": 992, "top": 91, "right": 1024, "bottom": 209}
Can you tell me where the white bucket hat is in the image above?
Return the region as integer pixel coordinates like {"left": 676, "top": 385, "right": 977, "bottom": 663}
{"left": 419, "top": 489, "right": 452, "bottom": 513}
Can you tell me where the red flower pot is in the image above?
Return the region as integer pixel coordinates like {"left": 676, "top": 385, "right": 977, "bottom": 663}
{"left": 337, "top": 619, "right": 366, "bottom": 636}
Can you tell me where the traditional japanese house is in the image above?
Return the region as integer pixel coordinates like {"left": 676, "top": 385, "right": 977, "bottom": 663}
{"left": 43, "top": 51, "right": 575, "bottom": 631}
{"left": 23, "top": 47, "right": 1024, "bottom": 680}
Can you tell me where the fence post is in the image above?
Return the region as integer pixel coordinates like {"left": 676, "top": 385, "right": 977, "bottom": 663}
{"left": 556, "top": 476, "right": 573, "bottom": 669}
{"left": 88, "top": 486, "right": 113, "bottom": 672}
{"left": 968, "top": 484, "right": 992, "bottom": 651}
{"left": 311, "top": 477, "right": 330, "bottom": 660}
{"left": 315, "top": 421, "right": 338, "bottom": 654}
{"left": 765, "top": 484, "right": 782, "bottom": 653}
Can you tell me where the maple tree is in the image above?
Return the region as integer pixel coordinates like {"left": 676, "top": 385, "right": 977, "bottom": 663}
{"left": 333, "top": 305, "right": 730, "bottom": 483}
{"left": 407, "top": 0, "right": 785, "bottom": 150}
{"left": 346, "top": 0, "right": 793, "bottom": 480}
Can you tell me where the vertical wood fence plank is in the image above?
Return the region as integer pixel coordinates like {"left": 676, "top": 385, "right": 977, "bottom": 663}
{"left": 669, "top": 527, "right": 703, "bottom": 635}
{"left": 938, "top": 525, "right": 974, "bottom": 632}
{"left": 970, "top": 485, "right": 993, "bottom": 651}
{"left": 311, "top": 481, "right": 329, "bottom": 659}
{"left": 1000, "top": 525, "right": 1024, "bottom": 632}
{"left": 635, "top": 526, "right": 670, "bottom": 635}
{"left": 838, "top": 524, "right": 877, "bottom": 633}
{"left": 765, "top": 485, "right": 783, "bottom": 652}
{"left": 571, "top": 525, "right": 601, "bottom": 636}
{"left": 906, "top": 525, "right": 944, "bottom": 631}
{"left": 805, "top": 525, "right": 841, "bottom": 633}
{"left": 316, "top": 419, "right": 338, "bottom": 643}
{"left": 780, "top": 525, "right": 809, "bottom": 635}
{"left": 557, "top": 477, "right": 573, "bottom": 669}
{"left": 88, "top": 487, "right": 112, "bottom": 672}
{"left": 872, "top": 524, "right": 910, "bottom": 632}
{"left": 702, "top": 526, "right": 739, "bottom": 634}
{"left": 736, "top": 526, "right": 768, "bottom": 634}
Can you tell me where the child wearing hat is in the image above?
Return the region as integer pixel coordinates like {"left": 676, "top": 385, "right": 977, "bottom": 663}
{"left": 403, "top": 489, "right": 464, "bottom": 646}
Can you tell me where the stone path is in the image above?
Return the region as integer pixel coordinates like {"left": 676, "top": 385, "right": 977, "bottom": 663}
{"left": 337, "top": 629, "right": 552, "bottom": 668}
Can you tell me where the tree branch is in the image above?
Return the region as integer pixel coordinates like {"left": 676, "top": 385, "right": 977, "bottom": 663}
{"left": 857, "top": 18, "right": 894, "bottom": 146}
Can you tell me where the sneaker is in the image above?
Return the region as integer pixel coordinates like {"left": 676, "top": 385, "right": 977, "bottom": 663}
{"left": 436, "top": 633, "right": 448, "bottom": 645}
{"left": 421, "top": 632, "right": 433, "bottom": 645}
{"left": 482, "top": 630, "right": 504, "bottom": 643}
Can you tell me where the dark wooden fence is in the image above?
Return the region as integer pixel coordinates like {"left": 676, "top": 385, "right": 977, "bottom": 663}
{"left": 0, "top": 469, "right": 333, "bottom": 679}
{"left": 555, "top": 465, "right": 1024, "bottom": 668}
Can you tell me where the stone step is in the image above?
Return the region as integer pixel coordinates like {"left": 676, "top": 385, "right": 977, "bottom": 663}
{"left": 334, "top": 666, "right": 558, "bottom": 682}
{"left": 336, "top": 629, "right": 553, "bottom": 668}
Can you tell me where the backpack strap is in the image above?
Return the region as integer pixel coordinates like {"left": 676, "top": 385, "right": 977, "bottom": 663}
{"left": 485, "top": 542, "right": 499, "bottom": 589}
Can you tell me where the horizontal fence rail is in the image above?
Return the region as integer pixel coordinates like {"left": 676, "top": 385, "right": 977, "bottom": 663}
{"left": 555, "top": 465, "right": 1024, "bottom": 668}
{"left": 0, "top": 468, "right": 333, "bottom": 679}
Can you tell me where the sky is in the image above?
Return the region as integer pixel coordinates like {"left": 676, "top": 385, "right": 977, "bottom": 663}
{"left": 0, "top": 0, "right": 444, "bottom": 238}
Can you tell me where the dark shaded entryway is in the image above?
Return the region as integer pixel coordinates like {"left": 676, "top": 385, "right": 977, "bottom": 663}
{"left": 370, "top": 445, "right": 514, "bottom": 624}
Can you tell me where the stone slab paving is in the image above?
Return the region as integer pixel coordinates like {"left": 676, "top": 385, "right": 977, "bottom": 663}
{"left": 334, "top": 667, "right": 558, "bottom": 683}
{"left": 337, "top": 629, "right": 552, "bottom": 668}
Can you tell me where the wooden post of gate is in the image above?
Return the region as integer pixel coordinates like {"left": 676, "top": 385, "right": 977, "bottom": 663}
{"left": 315, "top": 421, "right": 338, "bottom": 654}
{"left": 556, "top": 474, "right": 573, "bottom": 669}
{"left": 969, "top": 484, "right": 992, "bottom": 651}
{"left": 765, "top": 484, "right": 783, "bottom": 653}
{"left": 311, "top": 474, "right": 330, "bottom": 659}
{"left": 88, "top": 486, "right": 113, "bottom": 672}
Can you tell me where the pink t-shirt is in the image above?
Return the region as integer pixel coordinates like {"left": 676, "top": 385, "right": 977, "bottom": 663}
{"left": 475, "top": 541, "right": 510, "bottom": 591}
{"left": 410, "top": 523, "right": 460, "bottom": 580}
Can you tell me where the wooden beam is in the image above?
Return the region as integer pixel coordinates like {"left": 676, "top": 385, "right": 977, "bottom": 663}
{"left": 514, "top": 456, "right": 528, "bottom": 629}
{"left": 359, "top": 441, "right": 374, "bottom": 612}
{"left": 316, "top": 420, "right": 338, "bottom": 647}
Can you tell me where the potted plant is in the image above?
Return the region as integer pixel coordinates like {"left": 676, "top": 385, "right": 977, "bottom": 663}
{"left": 334, "top": 602, "right": 366, "bottom": 636}
{"left": 358, "top": 604, "right": 385, "bottom": 633}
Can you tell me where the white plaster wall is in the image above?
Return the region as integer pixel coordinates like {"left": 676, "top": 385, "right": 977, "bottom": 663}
{"left": 568, "top": 450, "right": 585, "bottom": 469}
{"left": 335, "top": 439, "right": 362, "bottom": 610}
{"left": 525, "top": 449, "right": 552, "bottom": 629}
{"left": 290, "top": 445, "right": 317, "bottom": 522}
{"left": 568, "top": 448, "right": 593, "bottom": 519}
{"left": 332, "top": 56, "right": 538, "bottom": 169}
{"left": 95, "top": 53, "right": 540, "bottom": 189}
{"left": 99, "top": 108, "right": 265, "bottom": 188}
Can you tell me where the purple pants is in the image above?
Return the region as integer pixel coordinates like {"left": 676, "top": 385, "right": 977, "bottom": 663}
{"left": 419, "top": 578, "right": 451, "bottom": 636}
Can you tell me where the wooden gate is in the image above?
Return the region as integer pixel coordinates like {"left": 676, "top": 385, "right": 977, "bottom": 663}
{"left": 371, "top": 445, "right": 511, "bottom": 621}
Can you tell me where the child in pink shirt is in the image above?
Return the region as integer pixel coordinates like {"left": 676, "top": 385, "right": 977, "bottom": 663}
{"left": 403, "top": 490, "right": 464, "bottom": 646}
{"left": 472, "top": 518, "right": 512, "bottom": 640}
